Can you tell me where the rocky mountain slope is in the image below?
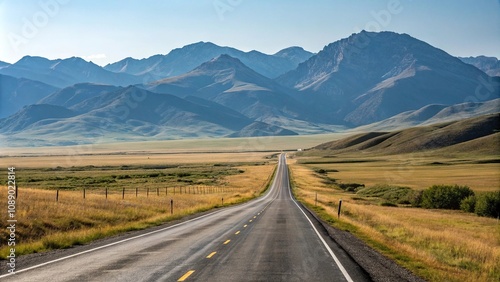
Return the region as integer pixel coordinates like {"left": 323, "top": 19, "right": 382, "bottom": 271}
{"left": 277, "top": 31, "right": 499, "bottom": 126}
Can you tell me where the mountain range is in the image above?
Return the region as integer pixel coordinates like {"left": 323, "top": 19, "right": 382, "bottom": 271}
{"left": 104, "top": 42, "right": 314, "bottom": 80}
{"left": 459, "top": 56, "right": 500, "bottom": 77}
{"left": 0, "top": 31, "right": 499, "bottom": 146}
{"left": 0, "top": 56, "right": 144, "bottom": 88}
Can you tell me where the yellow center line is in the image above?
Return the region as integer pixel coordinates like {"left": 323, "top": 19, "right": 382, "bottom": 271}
{"left": 243, "top": 224, "right": 248, "bottom": 228}
{"left": 223, "top": 240, "right": 231, "bottom": 245}
{"left": 206, "top": 252, "right": 217, "bottom": 259}
{"left": 253, "top": 216, "right": 257, "bottom": 218}
{"left": 249, "top": 220, "right": 253, "bottom": 222}
{"left": 235, "top": 231, "right": 240, "bottom": 235}
{"left": 178, "top": 270, "right": 195, "bottom": 281}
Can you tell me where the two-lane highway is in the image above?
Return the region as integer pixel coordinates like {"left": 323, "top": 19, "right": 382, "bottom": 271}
{"left": 1, "top": 154, "right": 369, "bottom": 281}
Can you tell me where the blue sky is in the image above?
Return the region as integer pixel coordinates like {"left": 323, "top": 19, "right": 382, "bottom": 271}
{"left": 1, "top": 0, "right": 499, "bottom": 66}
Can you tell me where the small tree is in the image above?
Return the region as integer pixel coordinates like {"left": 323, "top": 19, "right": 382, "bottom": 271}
{"left": 421, "top": 185, "right": 475, "bottom": 210}
{"left": 475, "top": 191, "right": 500, "bottom": 218}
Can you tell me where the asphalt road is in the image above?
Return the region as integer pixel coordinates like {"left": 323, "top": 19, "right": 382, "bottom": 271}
{"left": 1, "top": 154, "right": 369, "bottom": 282}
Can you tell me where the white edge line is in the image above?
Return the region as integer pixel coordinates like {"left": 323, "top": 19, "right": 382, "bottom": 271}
{"left": 0, "top": 160, "right": 282, "bottom": 278}
{"left": 284, "top": 154, "right": 354, "bottom": 282}
{"left": 0, "top": 210, "right": 217, "bottom": 278}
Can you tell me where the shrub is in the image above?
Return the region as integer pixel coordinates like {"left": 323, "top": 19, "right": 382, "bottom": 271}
{"left": 408, "top": 190, "right": 423, "bottom": 207}
{"left": 421, "top": 185, "right": 475, "bottom": 210}
{"left": 475, "top": 191, "right": 500, "bottom": 218}
{"left": 460, "top": 195, "right": 476, "bottom": 213}
{"left": 357, "top": 184, "right": 412, "bottom": 203}
{"left": 337, "top": 183, "right": 364, "bottom": 192}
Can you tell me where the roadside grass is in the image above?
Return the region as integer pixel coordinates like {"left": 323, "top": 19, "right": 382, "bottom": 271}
{"left": 0, "top": 163, "right": 276, "bottom": 258}
{"left": 289, "top": 155, "right": 500, "bottom": 282}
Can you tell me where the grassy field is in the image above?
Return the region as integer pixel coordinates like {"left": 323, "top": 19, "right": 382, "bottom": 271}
{"left": 289, "top": 152, "right": 500, "bottom": 282}
{"left": 0, "top": 156, "right": 276, "bottom": 258}
{"left": 296, "top": 153, "right": 500, "bottom": 192}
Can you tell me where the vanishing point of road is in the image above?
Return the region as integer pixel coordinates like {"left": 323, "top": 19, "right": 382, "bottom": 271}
{"left": 1, "top": 154, "right": 369, "bottom": 281}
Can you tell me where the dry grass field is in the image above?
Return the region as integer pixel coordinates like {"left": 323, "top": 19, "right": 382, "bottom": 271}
{"left": 0, "top": 155, "right": 276, "bottom": 259}
{"left": 297, "top": 154, "right": 500, "bottom": 192}
{"left": 289, "top": 152, "right": 500, "bottom": 282}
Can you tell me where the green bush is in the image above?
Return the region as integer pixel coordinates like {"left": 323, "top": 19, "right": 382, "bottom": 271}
{"left": 475, "top": 191, "right": 500, "bottom": 218}
{"left": 460, "top": 195, "right": 476, "bottom": 213}
{"left": 421, "top": 185, "right": 475, "bottom": 210}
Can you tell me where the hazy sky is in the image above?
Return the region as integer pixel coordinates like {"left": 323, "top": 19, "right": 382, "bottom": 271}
{"left": 1, "top": 0, "right": 499, "bottom": 66}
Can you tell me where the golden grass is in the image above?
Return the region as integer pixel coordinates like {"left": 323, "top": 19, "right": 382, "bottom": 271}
{"left": 299, "top": 154, "right": 500, "bottom": 192}
{"left": 289, "top": 159, "right": 500, "bottom": 282}
{"left": 0, "top": 164, "right": 275, "bottom": 258}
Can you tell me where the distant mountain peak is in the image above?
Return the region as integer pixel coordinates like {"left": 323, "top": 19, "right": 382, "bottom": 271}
{"left": 174, "top": 41, "right": 220, "bottom": 52}
{"left": 210, "top": 53, "right": 244, "bottom": 64}
{"left": 16, "top": 55, "right": 53, "bottom": 67}
{"left": 274, "top": 47, "right": 314, "bottom": 65}
{"left": 459, "top": 56, "right": 500, "bottom": 76}
{"left": 194, "top": 54, "right": 248, "bottom": 73}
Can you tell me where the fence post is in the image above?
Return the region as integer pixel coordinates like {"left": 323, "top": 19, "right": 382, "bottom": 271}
{"left": 122, "top": 187, "right": 125, "bottom": 199}
{"left": 222, "top": 197, "right": 224, "bottom": 206}
{"left": 105, "top": 188, "right": 108, "bottom": 199}
{"left": 170, "top": 199, "right": 173, "bottom": 214}
{"left": 338, "top": 199, "right": 342, "bottom": 219}
{"left": 56, "top": 189, "right": 59, "bottom": 202}
{"left": 15, "top": 184, "right": 18, "bottom": 199}
{"left": 147, "top": 188, "right": 149, "bottom": 197}
{"left": 83, "top": 188, "right": 86, "bottom": 199}
{"left": 136, "top": 187, "right": 138, "bottom": 197}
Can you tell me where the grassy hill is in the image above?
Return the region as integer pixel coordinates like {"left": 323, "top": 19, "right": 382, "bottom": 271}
{"left": 313, "top": 113, "right": 499, "bottom": 155}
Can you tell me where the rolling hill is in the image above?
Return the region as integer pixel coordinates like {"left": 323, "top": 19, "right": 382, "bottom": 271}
{"left": 355, "top": 98, "right": 500, "bottom": 131}
{"left": 313, "top": 113, "right": 500, "bottom": 155}
{"left": 1, "top": 86, "right": 283, "bottom": 145}
{"left": 228, "top": 121, "right": 298, "bottom": 137}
